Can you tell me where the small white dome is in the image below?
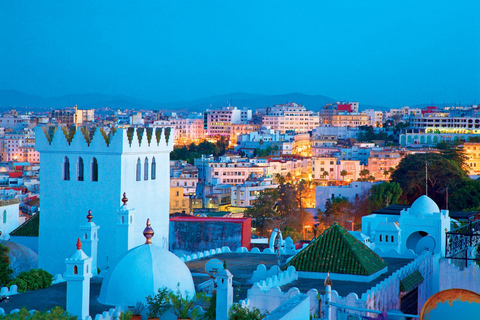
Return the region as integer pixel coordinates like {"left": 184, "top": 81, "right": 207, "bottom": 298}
{"left": 98, "top": 244, "right": 195, "bottom": 306}
{"left": 410, "top": 195, "right": 440, "bottom": 216}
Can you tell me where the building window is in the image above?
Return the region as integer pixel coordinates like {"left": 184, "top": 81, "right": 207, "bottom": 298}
{"left": 379, "top": 235, "right": 382, "bottom": 242}
{"left": 77, "top": 157, "right": 84, "bottom": 181}
{"left": 91, "top": 157, "right": 98, "bottom": 181}
{"left": 73, "top": 265, "right": 78, "bottom": 275}
{"left": 136, "top": 158, "right": 141, "bottom": 181}
{"left": 391, "top": 235, "right": 394, "bottom": 242}
{"left": 63, "top": 157, "right": 70, "bottom": 181}
{"left": 144, "top": 158, "right": 149, "bottom": 180}
{"left": 151, "top": 157, "right": 156, "bottom": 180}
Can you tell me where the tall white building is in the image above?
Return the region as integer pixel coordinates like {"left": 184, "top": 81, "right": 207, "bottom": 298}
{"left": 262, "top": 103, "right": 320, "bottom": 133}
{"left": 363, "top": 109, "right": 384, "bottom": 127}
{"left": 35, "top": 126, "right": 174, "bottom": 274}
{"left": 170, "top": 117, "right": 205, "bottom": 144}
{"left": 204, "top": 107, "right": 252, "bottom": 137}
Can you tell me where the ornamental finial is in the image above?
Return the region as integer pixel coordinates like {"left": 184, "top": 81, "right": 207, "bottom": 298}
{"left": 143, "top": 219, "right": 154, "bottom": 244}
{"left": 324, "top": 272, "right": 333, "bottom": 287}
{"left": 122, "top": 192, "right": 128, "bottom": 206}
{"left": 87, "top": 210, "right": 93, "bottom": 222}
{"left": 76, "top": 238, "right": 82, "bottom": 250}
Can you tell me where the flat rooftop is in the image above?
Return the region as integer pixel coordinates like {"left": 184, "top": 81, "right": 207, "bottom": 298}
{"left": 0, "top": 253, "right": 412, "bottom": 314}
{"left": 281, "top": 257, "right": 413, "bottom": 298}
{"left": 187, "top": 252, "right": 283, "bottom": 302}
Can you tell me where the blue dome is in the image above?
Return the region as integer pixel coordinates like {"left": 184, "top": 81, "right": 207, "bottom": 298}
{"left": 410, "top": 195, "right": 440, "bottom": 216}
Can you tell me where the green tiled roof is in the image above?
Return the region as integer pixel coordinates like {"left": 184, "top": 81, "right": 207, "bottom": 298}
{"left": 9, "top": 213, "right": 39, "bottom": 237}
{"left": 284, "top": 222, "right": 388, "bottom": 276}
{"left": 400, "top": 270, "right": 424, "bottom": 292}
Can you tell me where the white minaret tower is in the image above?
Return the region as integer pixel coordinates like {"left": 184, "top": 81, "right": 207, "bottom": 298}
{"left": 36, "top": 126, "right": 174, "bottom": 274}
{"left": 80, "top": 210, "right": 99, "bottom": 275}
{"left": 215, "top": 266, "right": 233, "bottom": 320}
{"left": 65, "top": 238, "right": 92, "bottom": 320}
{"left": 116, "top": 192, "right": 136, "bottom": 259}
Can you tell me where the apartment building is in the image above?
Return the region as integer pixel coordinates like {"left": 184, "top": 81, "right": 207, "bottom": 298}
{"left": 170, "top": 117, "right": 206, "bottom": 145}
{"left": 231, "top": 176, "right": 278, "bottom": 207}
{"left": 312, "top": 157, "right": 338, "bottom": 180}
{"left": 0, "top": 133, "right": 39, "bottom": 163}
{"left": 312, "top": 124, "right": 360, "bottom": 140}
{"left": 169, "top": 186, "right": 190, "bottom": 214}
{"left": 331, "top": 113, "right": 370, "bottom": 127}
{"left": 410, "top": 114, "right": 480, "bottom": 131}
{"left": 367, "top": 149, "right": 403, "bottom": 180}
{"left": 268, "top": 157, "right": 312, "bottom": 180}
{"left": 262, "top": 103, "right": 320, "bottom": 133}
{"left": 170, "top": 167, "right": 198, "bottom": 195}
{"left": 363, "top": 109, "right": 384, "bottom": 127}
{"left": 463, "top": 142, "right": 480, "bottom": 175}
{"left": 51, "top": 106, "right": 94, "bottom": 126}
{"left": 204, "top": 106, "right": 252, "bottom": 137}
{"left": 312, "top": 157, "right": 360, "bottom": 181}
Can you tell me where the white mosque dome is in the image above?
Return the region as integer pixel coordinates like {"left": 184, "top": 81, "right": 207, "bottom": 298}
{"left": 98, "top": 220, "right": 195, "bottom": 306}
{"left": 410, "top": 195, "right": 440, "bottom": 216}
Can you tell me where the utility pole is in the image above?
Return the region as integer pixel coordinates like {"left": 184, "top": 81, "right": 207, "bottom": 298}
{"left": 446, "top": 187, "right": 449, "bottom": 210}
{"left": 425, "top": 161, "right": 428, "bottom": 196}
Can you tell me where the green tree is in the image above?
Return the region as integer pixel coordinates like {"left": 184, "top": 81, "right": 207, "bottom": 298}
{"left": 360, "top": 169, "right": 370, "bottom": 179}
{"left": 436, "top": 142, "right": 468, "bottom": 171}
{"left": 322, "top": 170, "right": 329, "bottom": 180}
{"left": 0, "top": 244, "right": 12, "bottom": 287}
{"left": 317, "top": 196, "right": 354, "bottom": 228}
{"left": 449, "top": 180, "right": 480, "bottom": 211}
{"left": 244, "top": 189, "right": 280, "bottom": 236}
{"left": 391, "top": 153, "right": 468, "bottom": 207}
{"left": 340, "top": 170, "right": 348, "bottom": 181}
{"left": 368, "top": 182, "right": 403, "bottom": 211}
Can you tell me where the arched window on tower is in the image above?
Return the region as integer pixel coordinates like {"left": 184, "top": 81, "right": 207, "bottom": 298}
{"left": 144, "top": 158, "right": 149, "bottom": 180}
{"left": 73, "top": 265, "right": 78, "bottom": 275}
{"left": 136, "top": 158, "right": 141, "bottom": 181}
{"left": 151, "top": 157, "right": 156, "bottom": 180}
{"left": 77, "top": 157, "right": 84, "bottom": 181}
{"left": 63, "top": 157, "right": 70, "bottom": 180}
{"left": 91, "top": 157, "right": 98, "bottom": 181}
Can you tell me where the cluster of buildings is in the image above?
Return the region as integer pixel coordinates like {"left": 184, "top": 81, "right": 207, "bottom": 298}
{"left": 1, "top": 101, "right": 480, "bottom": 228}
{"left": 0, "top": 124, "right": 477, "bottom": 320}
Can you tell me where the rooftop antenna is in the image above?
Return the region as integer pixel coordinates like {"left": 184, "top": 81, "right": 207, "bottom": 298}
{"left": 425, "top": 161, "right": 428, "bottom": 196}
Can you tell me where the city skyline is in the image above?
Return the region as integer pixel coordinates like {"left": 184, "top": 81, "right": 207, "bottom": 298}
{"left": 1, "top": 1, "right": 479, "bottom": 107}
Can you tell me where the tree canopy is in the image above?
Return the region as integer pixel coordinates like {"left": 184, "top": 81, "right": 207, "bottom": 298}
{"left": 170, "top": 138, "right": 228, "bottom": 164}
{"left": 391, "top": 152, "right": 470, "bottom": 210}
{"left": 245, "top": 182, "right": 314, "bottom": 241}
{"left": 368, "top": 181, "right": 403, "bottom": 211}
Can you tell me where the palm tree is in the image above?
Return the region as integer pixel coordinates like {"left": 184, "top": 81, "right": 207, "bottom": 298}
{"left": 286, "top": 172, "right": 293, "bottom": 182}
{"left": 340, "top": 170, "right": 348, "bottom": 182}
{"left": 383, "top": 170, "right": 389, "bottom": 180}
{"left": 322, "top": 171, "right": 329, "bottom": 180}
{"left": 359, "top": 169, "right": 370, "bottom": 181}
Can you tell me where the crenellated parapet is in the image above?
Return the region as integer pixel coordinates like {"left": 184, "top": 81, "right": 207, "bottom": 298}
{"left": 35, "top": 126, "right": 175, "bottom": 154}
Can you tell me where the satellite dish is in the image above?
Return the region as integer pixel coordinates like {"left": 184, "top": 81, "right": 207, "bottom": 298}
{"left": 205, "top": 258, "right": 224, "bottom": 277}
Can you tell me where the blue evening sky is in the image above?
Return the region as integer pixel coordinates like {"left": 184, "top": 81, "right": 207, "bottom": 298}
{"left": 0, "top": 1, "right": 478, "bottom": 107}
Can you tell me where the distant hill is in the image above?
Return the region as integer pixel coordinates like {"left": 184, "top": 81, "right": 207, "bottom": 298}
{"left": 0, "top": 89, "right": 388, "bottom": 112}
{"left": 159, "top": 92, "right": 337, "bottom": 112}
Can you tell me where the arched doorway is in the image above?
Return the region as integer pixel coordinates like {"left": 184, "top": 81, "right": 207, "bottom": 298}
{"left": 406, "top": 231, "right": 436, "bottom": 254}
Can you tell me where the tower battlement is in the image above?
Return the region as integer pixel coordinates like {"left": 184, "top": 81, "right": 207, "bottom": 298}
{"left": 35, "top": 126, "right": 175, "bottom": 154}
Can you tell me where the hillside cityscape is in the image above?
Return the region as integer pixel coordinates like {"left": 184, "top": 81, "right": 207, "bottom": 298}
{"left": 0, "top": 98, "right": 478, "bottom": 319}
{"left": 1, "top": 1, "right": 479, "bottom": 319}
